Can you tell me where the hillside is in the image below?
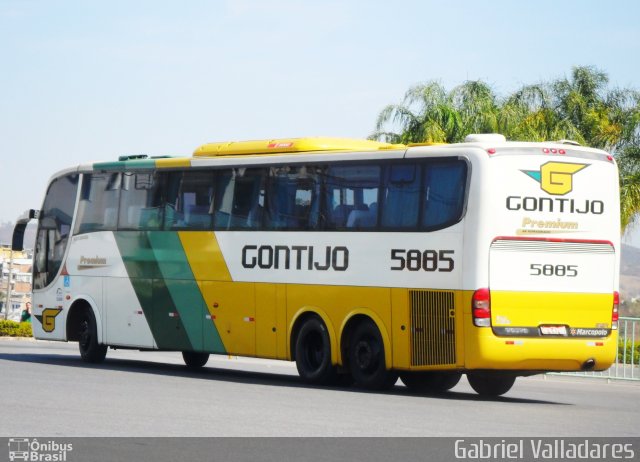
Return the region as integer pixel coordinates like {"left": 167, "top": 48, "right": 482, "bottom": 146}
{"left": 620, "top": 244, "right": 640, "bottom": 317}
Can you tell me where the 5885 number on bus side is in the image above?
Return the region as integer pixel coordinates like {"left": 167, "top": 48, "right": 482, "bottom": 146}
{"left": 390, "top": 249, "right": 455, "bottom": 272}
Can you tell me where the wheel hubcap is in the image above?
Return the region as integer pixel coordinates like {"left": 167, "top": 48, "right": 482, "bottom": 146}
{"left": 304, "top": 332, "right": 324, "bottom": 370}
{"left": 355, "top": 340, "right": 374, "bottom": 371}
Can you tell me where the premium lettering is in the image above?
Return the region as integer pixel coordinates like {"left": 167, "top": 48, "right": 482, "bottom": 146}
{"left": 79, "top": 256, "right": 107, "bottom": 265}
{"left": 521, "top": 217, "right": 578, "bottom": 230}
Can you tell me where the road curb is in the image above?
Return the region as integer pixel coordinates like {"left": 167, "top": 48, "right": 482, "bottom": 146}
{"left": 0, "top": 336, "right": 37, "bottom": 342}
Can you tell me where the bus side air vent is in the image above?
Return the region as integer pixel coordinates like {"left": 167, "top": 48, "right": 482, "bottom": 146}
{"left": 409, "top": 290, "right": 456, "bottom": 366}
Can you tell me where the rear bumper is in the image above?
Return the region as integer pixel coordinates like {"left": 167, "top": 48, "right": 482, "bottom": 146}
{"left": 464, "top": 326, "right": 618, "bottom": 372}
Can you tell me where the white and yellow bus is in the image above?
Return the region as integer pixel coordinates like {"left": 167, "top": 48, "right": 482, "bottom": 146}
{"left": 13, "top": 134, "right": 620, "bottom": 396}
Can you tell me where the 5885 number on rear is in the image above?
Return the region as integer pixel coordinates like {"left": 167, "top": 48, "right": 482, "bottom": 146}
{"left": 390, "top": 249, "right": 455, "bottom": 272}
{"left": 530, "top": 264, "right": 578, "bottom": 277}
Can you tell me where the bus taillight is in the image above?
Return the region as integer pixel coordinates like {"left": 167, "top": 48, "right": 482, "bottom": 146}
{"left": 612, "top": 291, "right": 619, "bottom": 329}
{"left": 472, "top": 288, "right": 491, "bottom": 327}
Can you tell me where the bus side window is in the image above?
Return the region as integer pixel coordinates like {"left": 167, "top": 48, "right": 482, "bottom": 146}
{"left": 165, "top": 170, "right": 215, "bottom": 230}
{"left": 213, "top": 168, "right": 266, "bottom": 229}
{"left": 421, "top": 161, "right": 467, "bottom": 230}
{"left": 75, "top": 173, "right": 121, "bottom": 234}
{"left": 118, "top": 172, "right": 164, "bottom": 230}
{"left": 322, "top": 164, "right": 380, "bottom": 230}
{"left": 212, "top": 170, "right": 233, "bottom": 229}
{"left": 381, "top": 164, "right": 419, "bottom": 229}
{"left": 265, "top": 166, "right": 319, "bottom": 230}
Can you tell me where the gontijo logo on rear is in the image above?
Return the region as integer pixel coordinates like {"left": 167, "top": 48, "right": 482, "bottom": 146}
{"left": 521, "top": 162, "right": 588, "bottom": 196}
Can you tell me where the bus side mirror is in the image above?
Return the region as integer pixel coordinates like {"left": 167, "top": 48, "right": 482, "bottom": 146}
{"left": 12, "top": 209, "right": 39, "bottom": 251}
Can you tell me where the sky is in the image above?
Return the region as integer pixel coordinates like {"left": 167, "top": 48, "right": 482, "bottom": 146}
{"left": 1, "top": 0, "right": 640, "bottom": 245}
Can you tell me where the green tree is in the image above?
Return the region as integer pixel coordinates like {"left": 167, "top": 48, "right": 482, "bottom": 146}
{"left": 371, "top": 80, "right": 499, "bottom": 144}
{"left": 371, "top": 66, "right": 640, "bottom": 231}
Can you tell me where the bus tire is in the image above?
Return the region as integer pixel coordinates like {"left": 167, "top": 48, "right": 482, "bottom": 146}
{"left": 78, "top": 308, "right": 107, "bottom": 364}
{"left": 467, "top": 372, "right": 516, "bottom": 397}
{"left": 182, "top": 351, "right": 209, "bottom": 369}
{"left": 400, "top": 371, "right": 461, "bottom": 393}
{"left": 295, "top": 316, "right": 337, "bottom": 385}
{"left": 348, "top": 319, "right": 397, "bottom": 390}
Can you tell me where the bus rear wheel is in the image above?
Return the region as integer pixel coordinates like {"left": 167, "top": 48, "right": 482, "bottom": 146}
{"left": 400, "top": 371, "right": 461, "bottom": 393}
{"left": 182, "top": 351, "right": 209, "bottom": 369}
{"left": 467, "top": 372, "right": 516, "bottom": 397}
{"left": 295, "top": 316, "right": 338, "bottom": 385}
{"left": 78, "top": 309, "right": 107, "bottom": 364}
{"left": 348, "top": 319, "right": 397, "bottom": 390}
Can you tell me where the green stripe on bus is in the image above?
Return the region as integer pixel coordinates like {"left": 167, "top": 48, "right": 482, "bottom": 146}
{"left": 94, "top": 159, "right": 156, "bottom": 170}
{"left": 114, "top": 231, "right": 193, "bottom": 351}
{"left": 147, "top": 232, "right": 225, "bottom": 353}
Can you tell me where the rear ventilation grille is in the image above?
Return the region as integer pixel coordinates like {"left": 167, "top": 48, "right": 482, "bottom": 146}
{"left": 410, "top": 290, "right": 456, "bottom": 366}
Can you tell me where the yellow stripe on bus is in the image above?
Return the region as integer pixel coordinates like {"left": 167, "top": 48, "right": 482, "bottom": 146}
{"left": 155, "top": 157, "right": 192, "bottom": 168}
{"left": 178, "top": 231, "right": 232, "bottom": 282}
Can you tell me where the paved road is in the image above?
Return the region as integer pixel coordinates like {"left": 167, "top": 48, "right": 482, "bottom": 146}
{"left": 1, "top": 338, "right": 638, "bottom": 437}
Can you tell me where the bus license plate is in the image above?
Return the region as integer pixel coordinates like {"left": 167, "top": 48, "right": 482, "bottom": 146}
{"left": 540, "top": 325, "right": 568, "bottom": 336}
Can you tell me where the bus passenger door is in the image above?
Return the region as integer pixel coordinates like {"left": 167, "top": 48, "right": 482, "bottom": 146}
{"left": 200, "top": 281, "right": 255, "bottom": 356}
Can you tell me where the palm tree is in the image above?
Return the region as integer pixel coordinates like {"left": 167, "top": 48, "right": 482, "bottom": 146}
{"left": 371, "top": 81, "right": 452, "bottom": 144}
{"left": 499, "top": 83, "right": 583, "bottom": 143}
{"left": 371, "top": 80, "right": 499, "bottom": 144}
{"left": 618, "top": 145, "right": 640, "bottom": 230}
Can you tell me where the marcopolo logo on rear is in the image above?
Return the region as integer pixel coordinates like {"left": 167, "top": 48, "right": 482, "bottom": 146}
{"left": 570, "top": 328, "right": 609, "bottom": 337}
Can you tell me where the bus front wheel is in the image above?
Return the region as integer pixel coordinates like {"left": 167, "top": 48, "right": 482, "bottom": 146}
{"left": 78, "top": 309, "right": 107, "bottom": 364}
{"left": 348, "top": 319, "right": 397, "bottom": 390}
{"left": 295, "top": 317, "right": 338, "bottom": 385}
{"left": 400, "top": 371, "right": 461, "bottom": 393}
{"left": 467, "top": 372, "right": 516, "bottom": 397}
{"left": 182, "top": 351, "right": 209, "bottom": 369}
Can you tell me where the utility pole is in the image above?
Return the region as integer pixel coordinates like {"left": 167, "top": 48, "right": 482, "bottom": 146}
{"left": 4, "top": 248, "right": 13, "bottom": 320}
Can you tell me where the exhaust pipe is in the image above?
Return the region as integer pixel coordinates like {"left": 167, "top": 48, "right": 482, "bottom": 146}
{"left": 582, "top": 358, "right": 596, "bottom": 371}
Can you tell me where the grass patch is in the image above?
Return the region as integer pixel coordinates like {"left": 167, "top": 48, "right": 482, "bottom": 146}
{"left": 618, "top": 339, "right": 640, "bottom": 365}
